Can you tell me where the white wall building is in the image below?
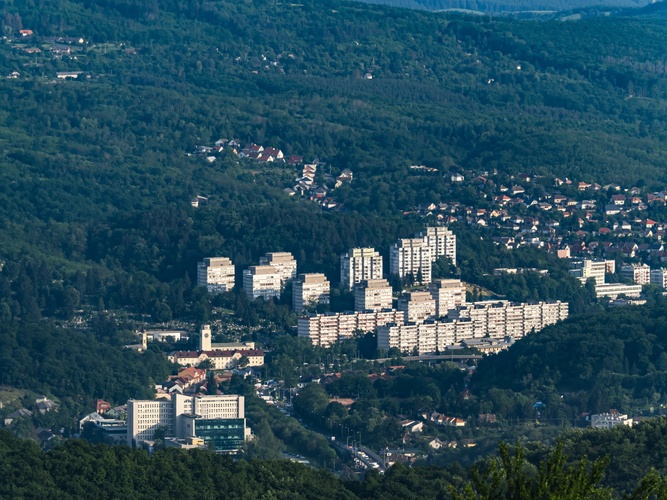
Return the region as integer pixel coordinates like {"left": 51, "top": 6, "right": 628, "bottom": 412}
{"left": 569, "top": 259, "right": 610, "bottom": 286}
{"left": 390, "top": 238, "right": 432, "bottom": 284}
{"left": 127, "top": 393, "right": 247, "bottom": 448}
{"left": 419, "top": 226, "right": 457, "bottom": 266}
{"left": 293, "top": 273, "right": 330, "bottom": 313}
{"left": 398, "top": 291, "right": 436, "bottom": 324}
{"left": 243, "top": 265, "right": 282, "bottom": 300}
{"left": 620, "top": 263, "right": 651, "bottom": 285}
{"left": 354, "top": 279, "right": 393, "bottom": 312}
{"left": 168, "top": 348, "right": 264, "bottom": 370}
{"left": 259, "top": 252, "right": 297, "bottom": 286}
{"left": 197, "top": 257, "right": 235, "bottom": 293}
{"left": 377, "top": 319, "right": 473, "bottom": 355}
{"left": 591, "top": 412, "right": 633, "bottom": 429}
{"left": 650, "top": 268, "right": 667, "bottom": 289}
{"left": 378, "top": 300, "right": 569, "bottom": 355}
{"left": 430, "top": 279, "right": 466, "bottom": 317}
{"left": 340, "top": 248, "right": 383, "bottom": 290}
{"left": 595, "top": 283, "right": 643, "bottom": 299}
{"left": 298, "top": 309, "right": 402, "bottom": 347}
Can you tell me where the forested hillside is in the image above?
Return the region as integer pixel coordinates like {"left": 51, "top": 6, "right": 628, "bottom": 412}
{"left": 357, "top": 0, "right": 650, "bottom": 14}
{"left": 3, "top": 423, "right": 667, "bottom": 498}
{"left": 471, "top": 303, "right": 667, "bottom": 418}
{"left": 0, "top": 0, "right": 666, "bottom": 272}
{"left": 2, "top": 0, "right": 667, "bottom": 490}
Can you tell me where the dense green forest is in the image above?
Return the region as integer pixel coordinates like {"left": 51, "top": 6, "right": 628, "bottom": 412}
{"left": 0, "top": 320, "right": 173, "bottom": 431}
{"left": 0, "top": 0, "right": 663, "bottom": 333}
{"left": 0, "top": 0, "right": 666, "bottom": 274}
{"left": 4, "top": 422, "right": 667, "bottom": 498}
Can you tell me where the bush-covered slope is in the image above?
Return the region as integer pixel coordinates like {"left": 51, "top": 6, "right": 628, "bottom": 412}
{"left": 472, "top": 304, "right": 667, "bottom": 417}
{"left": 0, "top": 320, "right": 173, "bottom": 413}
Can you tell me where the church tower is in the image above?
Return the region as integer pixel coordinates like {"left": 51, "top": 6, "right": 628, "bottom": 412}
{"left": 200, "top": 324, "right": 212, "bottom": 351}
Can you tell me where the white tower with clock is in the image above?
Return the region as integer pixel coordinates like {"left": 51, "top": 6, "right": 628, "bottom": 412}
{"left": 199, "top": 324, "right": 212, "bottom": 351}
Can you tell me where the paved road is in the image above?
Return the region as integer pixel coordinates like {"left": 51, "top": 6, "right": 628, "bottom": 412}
{"left": 354, "top": 353, "right": 482, "bottom": 363}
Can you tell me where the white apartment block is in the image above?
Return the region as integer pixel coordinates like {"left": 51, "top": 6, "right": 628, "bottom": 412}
{"left": 448, "top": 300, "right": 569, "bottom": 340}
{"left": 127, "top": 398, "right": 174, "bottom": 445}
{"left": 620, "top": 263, "right": 651, "bottom": 285}
{"left": 341, "top": 248, "right": 383, "bottom": 290}
{"left": 355, "top": 279, "right": 393, "bottom": 312}
{"left": 377, "top": 322, "right": 419, "bottom": 354}
{"left": 293, "top": 273, "right": 330, "bottom": 313}
{"left": 419, "top": 226, "right": 457, "bottom": 266}
{"left": 595, "top": 283, "right": 643, "bottom": 299}
{"left": 650, "top": 268, "right": 667, "bottom": 289}
{"left": 302, "top": 297, "right": 568, "bottom": 351}
{"left": 569, "top": 259, "right": 611, "bottom": 286}
{"left": 127, "top": 393, "right": 245, "bottom": 447}
{"left": 390, "top": 238, "right": 432, "bottom": 284}
{"left": 378, "top": 300, "right": 569, "bottom": 355}
{"left": 259, "top": 252, "right": 297, "bottom": 286}
{"left": 398, "top": 291, "right": 436, "bottom": 324}
{"left": 243, "top": 265, "right": 282, "bottom": 300}
{"left": 429, "top": 279, "right": 466, "bottom": 317}
{"left": 377, "top": 318, "right": 474, "bottom": 355}
{"left": 298, "top": 309, "right": 402, "bottom": 347}
{"left": 197, "top": 257, "right": 235, "bottom": 293}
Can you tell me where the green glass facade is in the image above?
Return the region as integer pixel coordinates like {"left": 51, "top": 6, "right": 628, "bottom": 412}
{"left": 194, "top": 418, "right": 246, "bottom": 452}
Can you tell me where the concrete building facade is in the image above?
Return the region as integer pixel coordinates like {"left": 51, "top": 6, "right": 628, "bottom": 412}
{"left": 620, "top": 263, "right": 651, "bottom": 285}
{"left": 650, "top": 268, "right": 667, "bottom": 289}
{"left": 297, "top": 309, "right": 402, "bottom": 347}
{"left": 293, "top": 273, "right": 330, "bottom": 313}
{"left": 259, "top": 252, "right": 297, "bottom": 286}
{"left": 197, "top": 257, "right": 235, "bottom": 293}
{"left": 390, "top": 238, "right": 432, "bottom": 284}
{"left": 398, "top": 291, "right": 436, "bottom": 324}
{"left": 591, "top": 412, "right": 633, "bottom": 429}
{"left": 595, "top": 283, "right": 643, "bottom": 299}
{"left": 340, "top": 248, "right": 383, "bottom": 290}
{"left": 243, "top": 265, "right": 282, "bottom": 300}
{"left": 354, "top": 279, "right": 393, "bottom": 312}
{"left": 429, "top": 279, "right": 466, "bottom": 317}
{"left": 378, "top": 300, "right": 569, "bottom": 355}
{"left": 569, "top": 259, "right": 609, "bottom": 286}
{"left": 127, "top": 394, "right": 248, "bottom": 451}
{"left": 419, "top": 226, "right": 457, "bottom": 266}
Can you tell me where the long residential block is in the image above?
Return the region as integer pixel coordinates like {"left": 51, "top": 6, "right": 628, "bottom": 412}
{"left": 297, "top": 309, "right": 402, "bottom": 347}
{"left": 378, "top": 300, "right": 568, "bottom": 355}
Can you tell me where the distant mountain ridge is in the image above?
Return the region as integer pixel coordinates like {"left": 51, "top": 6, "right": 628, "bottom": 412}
{"left": 355, "top": 0, "right": 652, "bottom": 14}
